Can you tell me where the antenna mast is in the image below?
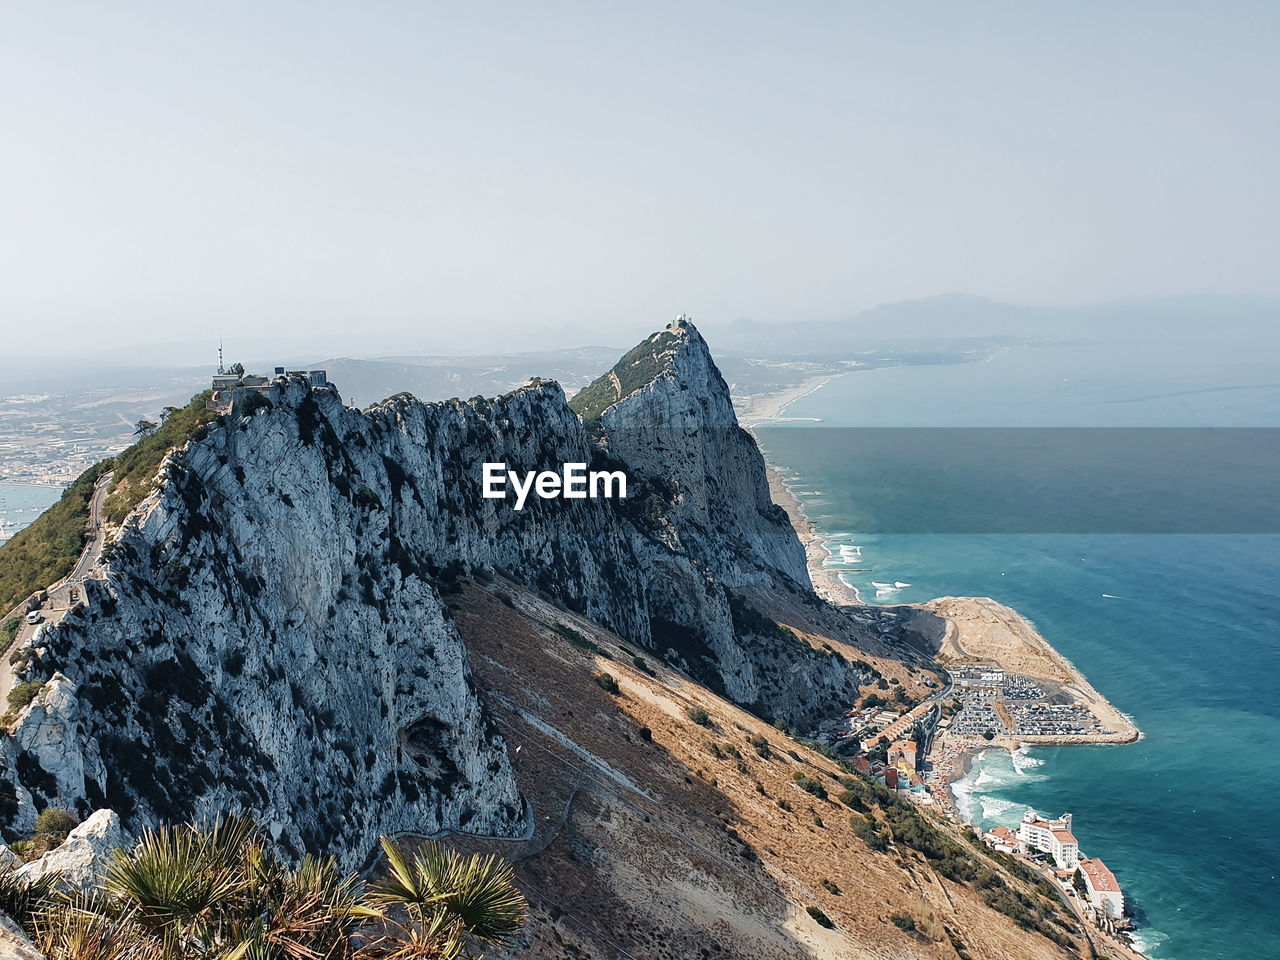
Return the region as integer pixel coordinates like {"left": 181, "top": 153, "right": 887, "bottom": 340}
{"left": 217, "top": 340, "right": 225, "bottom": 375}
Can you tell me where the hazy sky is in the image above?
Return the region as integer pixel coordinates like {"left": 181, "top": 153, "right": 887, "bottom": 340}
{"left": 2, "top": 1, "right": 1277, "bottom": 361}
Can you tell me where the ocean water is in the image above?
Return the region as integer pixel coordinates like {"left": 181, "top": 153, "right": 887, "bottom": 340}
{"left": 0, "top": 482, "right": 61, "bottom": 542}
{"left": 756, "top": 341, "right": 1280, "bottom": 960}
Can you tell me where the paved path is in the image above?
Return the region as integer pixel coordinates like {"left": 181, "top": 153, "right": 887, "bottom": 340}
{"left": 0, "top": 471, "right": 114, "bottom": 706}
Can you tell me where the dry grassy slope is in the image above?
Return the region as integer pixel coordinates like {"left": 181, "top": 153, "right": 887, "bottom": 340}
{"left": 435, "top": 581, "right": 1089, "bottom": 960}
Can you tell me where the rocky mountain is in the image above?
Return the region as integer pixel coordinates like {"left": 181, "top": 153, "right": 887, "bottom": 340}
{"left": 0, "top": 320, "right": 1111, "bottom": 959}
{"left": 0, "top": 320, "right": 867, "bottom": 867}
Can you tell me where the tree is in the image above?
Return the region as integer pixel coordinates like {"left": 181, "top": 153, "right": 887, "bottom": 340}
{"left": 133, "top": 419, "right": 158, "bottom": 438}
{"left": 158, "top": 406, "right": 181, "bottom": 424}
{"left": 229, "top": 362, "right": 245, "bottom": 377}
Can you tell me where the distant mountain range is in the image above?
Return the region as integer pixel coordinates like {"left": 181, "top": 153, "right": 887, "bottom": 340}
{"left": 706, "top": 292, "right": 1280, "bottom": 356}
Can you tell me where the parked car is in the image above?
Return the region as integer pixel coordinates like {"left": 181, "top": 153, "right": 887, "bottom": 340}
{"left": 25, "top": 611, "right": 41, "bottom": 625}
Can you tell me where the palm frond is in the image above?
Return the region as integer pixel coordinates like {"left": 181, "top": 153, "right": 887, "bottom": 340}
{"left": 31, "top": 894, "right": 162, "bottom": 960}
{"left": 0, "top": 862, "right": 63, "bottom": 931}
{"left": 364, "top": 840, "right": 526, "bottom": 946}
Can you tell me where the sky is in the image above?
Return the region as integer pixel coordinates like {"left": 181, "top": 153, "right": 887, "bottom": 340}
{"left": 1, "top": 1, "right": 1277, "bottom": 362}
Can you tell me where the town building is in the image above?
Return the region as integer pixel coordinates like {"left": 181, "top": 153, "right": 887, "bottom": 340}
{"left": 951, "top": 663, "right": 1005, "bottom": 687}
{"left": 1077, "top": 858, "right": 1125, "bottom": 918}
{"left": 888, "top": 739, "right": 918, "bottom": 773}
{"left": 982, "top": 825, "right": 1019, "bottom": 855}
{"left": 1018, "top": 810, "right": 1080, "bottom": 869}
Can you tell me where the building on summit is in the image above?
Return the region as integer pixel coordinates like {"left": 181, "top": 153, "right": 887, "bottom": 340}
{"left": 208, "top": 348, "right": 329, "bottom": 413}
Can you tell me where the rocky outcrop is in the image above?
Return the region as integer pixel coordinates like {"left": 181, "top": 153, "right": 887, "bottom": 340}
{"left": 17, "top": 809, "right": 128, "bottom": 891}
{"left": 0, "top": 913, "right": 42, "bottom": 960}
{"left": 0, "top": 321, "right": 869, "bottom": 866}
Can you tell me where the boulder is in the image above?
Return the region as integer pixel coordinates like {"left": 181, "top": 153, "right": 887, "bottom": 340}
{"left": 16, "top": 809, "right": 128, "bottom": 891}
{"left": 0, "top": 911, "right": 43, "bottom": 960}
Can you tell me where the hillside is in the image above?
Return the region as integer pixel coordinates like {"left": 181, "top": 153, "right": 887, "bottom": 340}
{"left": 437, "top": 578, "right": 1090, "bottom": 959}
{"left": 0, "top": 320, "right": 1106, "bottom": 958}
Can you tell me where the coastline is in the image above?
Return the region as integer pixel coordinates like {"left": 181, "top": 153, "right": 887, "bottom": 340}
{"left": 908, "top": 596, "right": 1141, "bottom": 747}
{"left": 736, "top": 374, "right": 841, "bottom": 427}
{"left": 740, "top": 382, "right": 1140, "bottom": 820}
{"left": 739, "top": 376, "right": 861, "bottom": 606}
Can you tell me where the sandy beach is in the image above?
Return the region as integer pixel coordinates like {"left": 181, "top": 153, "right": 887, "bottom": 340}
{"left": 738, "top": 376, "right": 863, "bottom": 607}
{"left": 736, "top": 374, "right": 841, "bottom": 427}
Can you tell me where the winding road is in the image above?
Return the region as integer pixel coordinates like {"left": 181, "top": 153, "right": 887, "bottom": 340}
{"left": 0, "top": 470, "right": 114, "bottom": 705}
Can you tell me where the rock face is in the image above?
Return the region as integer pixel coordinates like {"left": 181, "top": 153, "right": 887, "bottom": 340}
{"left": 17, "top": 809, "right": 128, "bottom": 891}
{"left": 0, "top": 321, "right": 866, "bottom": 866}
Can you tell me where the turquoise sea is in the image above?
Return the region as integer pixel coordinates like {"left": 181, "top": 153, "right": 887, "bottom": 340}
{"left": 755, "top": 340, "right": 1280, "bottom": 960}
{"left": 0, "top": 482, "right": 61, "bottom": 542}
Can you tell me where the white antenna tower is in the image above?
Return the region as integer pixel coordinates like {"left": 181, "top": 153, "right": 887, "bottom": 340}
{"left": 217, "top": 340, "right": 225, "bottom": 375}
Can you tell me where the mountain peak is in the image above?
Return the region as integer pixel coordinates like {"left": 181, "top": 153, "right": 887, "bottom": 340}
{"left": 567, "top": 316, "right": 712, "bottom": 422}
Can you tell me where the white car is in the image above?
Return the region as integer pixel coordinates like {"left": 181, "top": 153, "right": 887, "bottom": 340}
{"left": 25, "top": 611, "right": 41, "bottom": 625}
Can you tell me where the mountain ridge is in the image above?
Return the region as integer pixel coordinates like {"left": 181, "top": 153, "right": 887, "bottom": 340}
{"left": 0, "top": 322, "right": 868, "bottom": 865}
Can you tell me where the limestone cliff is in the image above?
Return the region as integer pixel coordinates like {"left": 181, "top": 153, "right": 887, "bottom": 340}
{"left": 0, "top": 321, "right": 866, "bottom": 863}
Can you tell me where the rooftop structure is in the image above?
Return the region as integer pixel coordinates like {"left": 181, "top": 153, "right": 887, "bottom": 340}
{"left": 1078, "top": 857, "right": 1125, "bottom": 918}
{"left": 207, "top": 358, "right": 330, "bottom": 413}
{"left": 951, "top": 663, "right": 1005, "bottom": 687}
{"left": 982, "top": 825, "right": 1018, "bottom": 855}
{"left": 1018, "top": 810, "right": 1080, "bottom": 869}
{"left": 888, "top": 740, "right": 918, "bottom": 773}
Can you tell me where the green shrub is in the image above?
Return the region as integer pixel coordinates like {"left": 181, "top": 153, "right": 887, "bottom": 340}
{"left": 593, "top": 672, "right": 620, "bottom": 695}
{"left": 103, "top": 392, "right": 217, "bottom": 525}
{"left": 34, "top": 807, "right": 77, "bottom": 843}
{"left": 0, "top": 461, "right": 110, "bottom": 612}
{"left": 568, "top": 329, "right": 682, "bottom": 422}
{"left": 554, "top": 623, "right": 606, "bottom": 656}
{"left": 685, "top": 705, "right": 711, "bottom": 726}
{"left": 793, "top": 772, "right": 828, "bottom": 800}
{"left": 7, "top": 681, "right": 42, "bottom": 712}
{"left": 890, "top": 911, "right": 917, "bottom": 933}
{"left": 747, "top": 733, "right": 771, "bottom": 759}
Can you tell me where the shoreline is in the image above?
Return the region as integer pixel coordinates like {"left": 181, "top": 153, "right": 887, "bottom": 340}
{"left": 910, "top": 596, "right": 1141, "bottom": 748}
{"left": 736, "top": 382, "right": 1149, "bottom": 960}
{"left": 738, "top": 375, "right": 861, "bottom": 606}
{"left": 736, "top": 374, "right": 842, "bottom": 427}
{"left": 0, "top": 479, "right": 67, "bottom": 488}
{"left": 765, "top": 466, "right": 862, "bottom": 605}
{"left": 740, "top": 380, "right": 1140, "bottom": 793}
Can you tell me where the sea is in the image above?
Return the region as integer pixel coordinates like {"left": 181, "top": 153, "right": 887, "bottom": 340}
{"left": 755, "top": 338, "right": 1280, "bottom": 960}
{"left": 0, "top": 481, "right": 61, "bottom": 543}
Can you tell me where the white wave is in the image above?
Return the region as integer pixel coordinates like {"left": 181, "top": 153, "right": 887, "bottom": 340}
{"left": 978, "top": 796, "right": 1024, "bottom": 822}
{"left": 893, "top": 581, "right": 912, "bottom": 588}
{"left": 1128, "top": 925, "right": 1170, "bottom": 957}
{"left": 870, "top": 581, "right": 894, "bottom": 589}
{"left": 1010, "top": 748, "right": 1045, "bottom": 774}
{"left": 949, "top": 775, "right": 977, "bottom": 823}
{"left": 1101, "top": 593, "right": 1124, "bottom": 599}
